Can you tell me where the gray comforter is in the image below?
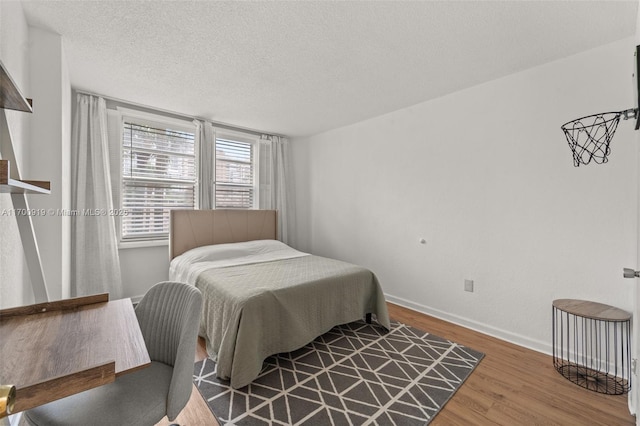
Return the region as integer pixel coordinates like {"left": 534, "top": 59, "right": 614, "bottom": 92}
{"left": 195, "top": 255, "right": 391, "bottom": 389}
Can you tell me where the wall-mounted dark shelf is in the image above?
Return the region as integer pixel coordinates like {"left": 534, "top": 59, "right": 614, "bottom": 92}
{"left": 0, "top": 60, "right": 50, "bottom": 303}
{"left": 0, "top": 60, "right": 33, "bottom": 113}
{"left": 0, "top": 61, "right": 48, "bottom": 194}
{"left": 0, "top": 160, "right": 50, "bottom": 194}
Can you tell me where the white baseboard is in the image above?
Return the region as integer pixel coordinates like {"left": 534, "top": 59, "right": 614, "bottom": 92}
{"left": 384, "top": 293, "right": 552, "bottom": 356}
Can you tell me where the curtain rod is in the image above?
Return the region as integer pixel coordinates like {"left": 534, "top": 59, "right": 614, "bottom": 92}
{"left": 73, "top": 88, "right": 286, "bottom": 138}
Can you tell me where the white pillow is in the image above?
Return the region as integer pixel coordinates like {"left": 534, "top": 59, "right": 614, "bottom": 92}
{"left": 179, "top": 239, "right": 294, "bottom": 263}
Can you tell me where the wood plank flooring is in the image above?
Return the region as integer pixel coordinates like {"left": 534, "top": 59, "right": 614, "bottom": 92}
{"left": 156, "top": 302, "right": 635, "bottom": 425}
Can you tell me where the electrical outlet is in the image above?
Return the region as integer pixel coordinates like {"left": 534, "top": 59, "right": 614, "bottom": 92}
{"left": 464, "top": 279, "right": 474, "bottom": 292}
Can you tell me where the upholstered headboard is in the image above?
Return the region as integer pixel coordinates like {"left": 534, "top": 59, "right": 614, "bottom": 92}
{"left": 169, "top": 209, "right": 277, "bottom": 259}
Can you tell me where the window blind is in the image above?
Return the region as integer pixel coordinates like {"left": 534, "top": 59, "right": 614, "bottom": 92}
{"left": 215, "top": 138, "right": 254, "bottom": 208}
{"left": 122, "top": 122, "right": 196, "bottom": 239}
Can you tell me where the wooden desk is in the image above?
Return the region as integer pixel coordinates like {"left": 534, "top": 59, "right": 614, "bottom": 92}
{"left": 0, "top": 294, "right": 151, "bottom": 414}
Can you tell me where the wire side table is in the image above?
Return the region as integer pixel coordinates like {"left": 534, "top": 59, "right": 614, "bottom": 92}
{"left": 552, "top": 299, "right": 631, "bottom": 395}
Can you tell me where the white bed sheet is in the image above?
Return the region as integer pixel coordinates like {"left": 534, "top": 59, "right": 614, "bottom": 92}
{"left": 169, "top": 239, "right": 309, "bottom": 285}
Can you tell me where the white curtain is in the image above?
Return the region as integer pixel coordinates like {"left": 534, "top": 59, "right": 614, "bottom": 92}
{"left": 70, "top": 94, "right": 123, "bottom": 298}
{"left": 196, "top": 120, "right": 216, "bottom": 209}
{"left": 259, "top": 135, "right": 293, "bottom": 244}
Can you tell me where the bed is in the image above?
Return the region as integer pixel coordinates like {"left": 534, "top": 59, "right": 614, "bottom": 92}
{"left": 168, "top": 209, "right": 390, "bottom": 389}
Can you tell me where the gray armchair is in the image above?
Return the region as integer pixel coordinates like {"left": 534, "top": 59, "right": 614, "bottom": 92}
{"left": 24, "top": 281, "right": 202, "bottom": 425}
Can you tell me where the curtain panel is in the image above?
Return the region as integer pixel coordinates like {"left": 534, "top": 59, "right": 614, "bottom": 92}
{"left": 196, "top": 120, "right": 216, "bottom": 209}
{"left": 259, "top": 135, "right": 293, "bottom": 244}
{"left": 70, "top": 94, "right": 123, "bottom": 297}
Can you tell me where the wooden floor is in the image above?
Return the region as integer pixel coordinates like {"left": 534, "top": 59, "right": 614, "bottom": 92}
{"left": 156, "top": 302, "right": 635, "bottom": 426}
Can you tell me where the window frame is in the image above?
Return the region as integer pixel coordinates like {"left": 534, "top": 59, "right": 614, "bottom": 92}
{"left": 213, "top": 129, "right": 260, "bottom": 210}
{"left": 115, "top": 107, "right": 199, "bottom": 248}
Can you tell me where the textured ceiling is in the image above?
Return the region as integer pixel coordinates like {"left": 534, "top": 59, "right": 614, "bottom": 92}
{"left": 20, "top": 0, "right": 638, "bottom": 137}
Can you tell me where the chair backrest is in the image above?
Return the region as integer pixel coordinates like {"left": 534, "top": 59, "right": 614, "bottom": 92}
{"left": 135, "top": 281, "right": 202, "bottom": 420}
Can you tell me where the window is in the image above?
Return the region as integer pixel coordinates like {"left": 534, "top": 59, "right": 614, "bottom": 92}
{"left": 214, "top": 135, "right": 256, "bottom": 209}
{"left": 120, "top": 116, "right": 197, "bottom": 241}
{"left": 112, "top": 110, "right": 260, "bottom": 243}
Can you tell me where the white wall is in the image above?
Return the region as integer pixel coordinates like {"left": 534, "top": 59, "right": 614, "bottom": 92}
{"left": 0, "top": 0, "right": 31, "bottom": 308}
{"left": 119, "top": 245, "right": 170, "bottom": 300}
{"left": 29, "top": 27, "right": 72, "bottom": 301}
{"left": 292, "top": 37, "right": 638, "bottom": 353}
{"left": 0, "top": 4, "right": 71, "bottom": 307}
{"left": 632, "top": 8, "right": 640, "bottom": 420}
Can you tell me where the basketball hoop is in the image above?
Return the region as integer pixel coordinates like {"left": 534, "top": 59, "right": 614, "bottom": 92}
{"left": 561, "top": 109, "right": 637, "bottom": 167}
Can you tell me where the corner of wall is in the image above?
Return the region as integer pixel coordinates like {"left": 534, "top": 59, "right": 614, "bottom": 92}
{"left": 60, "top": 40, "right": 71, "bottom": 299}
{"left": 27, "top": 26, "right": 72, "bottom": 301}
{"left": 290, "top": 136, "right": 312, "bottom": 252}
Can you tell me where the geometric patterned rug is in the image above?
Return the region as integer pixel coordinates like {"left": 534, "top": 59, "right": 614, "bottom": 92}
{"left": 193, "top": 319, "right": 484, "bottom": 425}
